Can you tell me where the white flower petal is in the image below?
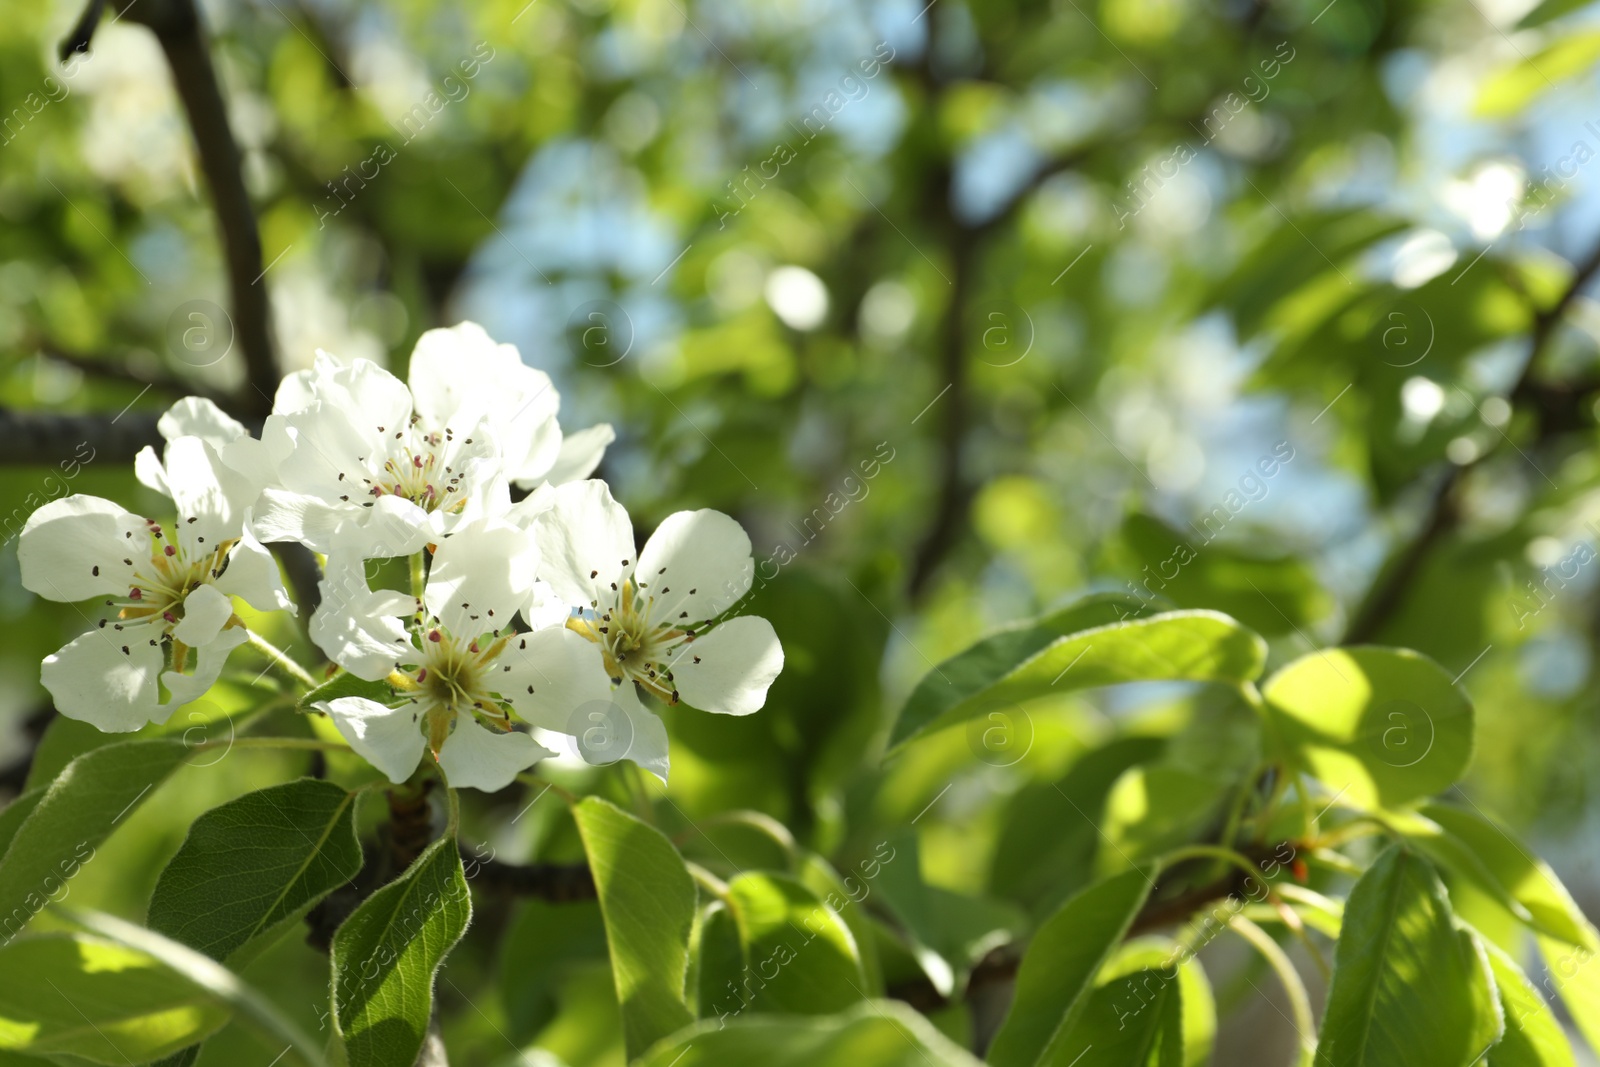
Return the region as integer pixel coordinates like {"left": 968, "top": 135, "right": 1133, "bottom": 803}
{"left": 158, "top": 397, "right": 247, "bottom": 448}
{"left": 310, "top": 558, "right": 415, "bottom": 680}
{"left": 503, "top": 482, "right": 559, "bottom": 530}
{"left": 213, "top": 529, "right": 294, "bottom": 613}
{"left": 273, "top": 368, "right": 318, "bottom": 413}
{"left": 535, "top": 423, "right": 615, "bottom": 488}
{"left": 614, "top": 684, "right": 670, "bottom": 783}
{"left": 134, "top": 445, "right": 170, "bottom": 497}
{"left": 161, "top": 627, "right": 249, "bottom": 717}
{"left": 635, "top": 509, "right": 754, "bottom": 624}
{"left": 324, "top": 358, "right": 415, "bottom": 431}
{"left": 172, "top": 583, "right": 233, "bottom": 647}
{"left": 436, "top": 717, "right": 553, "bottom": 792}
{"left": 252, "top": 488, "right": 429, "bottom": 560}
{"left": 523, "top": 580, "right": 571, "bottom": 631}
{"left": 162, "top": 436, "right": 258, "bottom": 555}
{"left": 42, "top": 629, "right": 166, "bottom": 731}
{"left": 670, "top": 615, "right": 784, "bottom": 716}
{"left": 18, "top": 495, "right": 149, "bottom": 603}
{"left": 528, "top": 480, "right": 634, "bottom": 608}
{"left": 408, "top": 322, "right": 523, "bottom": 425}
{"left": 409, "top": 322, "right": 562, "bottom": 481}
{"left": 497, "top": 628, "right": 613, "bottom": 731}
{"left": 219, "top": 435, "right": 277, "bottom": 489}
{"left": 318, "top": 696, "right": 426, "bottom": 783}
{"left": 425, "top": 520, "right": 538, "bottom": 638}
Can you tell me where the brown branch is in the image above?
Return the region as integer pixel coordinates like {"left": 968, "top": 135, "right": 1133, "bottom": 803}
{"left": 99, "top": 0, "right": 278, "bottom": 414}
{"left": 886, "top": 850, "right": 1275, "bottom": 1013}
{"left": 36, "top": 344, "right": 231, "bottom": 406}
{"left": 0, "top": 407, "right": 162, "bottom": 467}
{"left": 1343, "top": 239, "right": 1600, "bottom": 644}
{"left": 461, "top": 847, "right": 597, "bottom": 901}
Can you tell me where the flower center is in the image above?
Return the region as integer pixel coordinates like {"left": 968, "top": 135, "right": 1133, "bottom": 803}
{"left": 396, "top": 624, "right": 514, "bottom": 751}
{"left": 100, "top": 520, "right": 235, "bottom": 654}
{"left": 362, "top": 419, "right": 471, "bottom": 515}
{"left": 568, "top": 579, "right": 693, "bottom": 705}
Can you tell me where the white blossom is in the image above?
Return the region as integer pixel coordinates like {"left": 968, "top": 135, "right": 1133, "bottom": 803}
{"left": 524, "top": 480, "right": 784, "bottom": 776}
{"left": 251, "top": 322, "right": 611, "bottom": 563}
{"left": 312, "top": 519, "right": 613, "bottom": 791}
{"left": 18, "top": 433, "right": 292, "bottom": 731}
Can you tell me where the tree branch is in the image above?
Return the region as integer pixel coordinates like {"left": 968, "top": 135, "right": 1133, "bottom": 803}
{"left": 99, "top": 0, "right": 279, "bottom": 414}
{"left": 1343, "top": 239, "right": 1600, "bottom": 644}
{"left": 36, "top": 343, "right": 231, "bottom": 406}
{"left": 0, "top": 407, "right": 162, "bottom": 467}
{"left": 461, "top": 848, "right": 597, "bottom": 901}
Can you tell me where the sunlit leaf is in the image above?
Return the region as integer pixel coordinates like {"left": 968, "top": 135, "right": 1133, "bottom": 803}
{"left": 987, "top": 868, "right": 1154, "bottom": 1067}
{"left": 1476, "top": 33, "right": 1600, "bottom": 117}
{"left": 1319, "top": 846, "right": 1503, "bottom": 1066}
{"left": 0, "top": 739, "right": 187, "bottom": 942}
{"left": 637, "top": 999, "right": 984, "bottom": 1066}
{"left": 0, "top": 933, "right": 230, "bottom": 1065}
{"left": 1484, "top": 940, "right": 1576, "bottom": 1067}
{"left": 891, "top": 602, "right": 1266, "bottom": 751}
{"left": 1262, "top": 647, "right": 1473, "bottom": 809}
{"left": 573, "top": 796, "right": 696, "bottom": 1059}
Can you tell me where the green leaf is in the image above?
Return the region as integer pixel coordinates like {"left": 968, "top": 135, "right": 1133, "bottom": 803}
{"left": 889, "top": 594, "right": 1143, "bottom": 750}
{"left": 1099, "top": 939, "right": 1216, "bottom": 1067}
{"left": 989, "top": 737, "right": 1165, "bottom": 917}
{"left": 0, "top": 738, "right": 187, "bottom": 942}
{"left": 0, "top": 933, "right": 230, "bottom": 1064}
{"left": 1517, "top": 0, "right": 1599, "bottom": 28}
{"left": 796, "top": 854, "right": 883, "bottom": 994}
{"left": 0, "top": 792, "right": 44, "bottom": 862}
{"left": 1484, "top": 940, "right": 1576, "bottom": 1067}
{"left": 987, "top": 868, "right": 1155, "bottom": 1067}
{"left": 871, "top": 830, "right": 1024, "bottom": 996}
{"left": 1420, "top": 802, "right": 1593, "bottom": 948}
{"left": 1046, "top": 967, "right": 1187, "bottom": 1067}
{"left": 148, "top": 779, "right": 363, "bottom": 966}
{"left": 714, "top": 873, "right": 866, "bottom": 1014}
{"left": 891, "top": 602, "right": 1266, "bottom": 750}
{"left": 573, "top": 796, "right": 696, "bottom": 1059}
{"left": 1099, "top": 766, "right": 1229, "bottom": 874}
{"left": 1536, "top": 934, "right": 1600, "bottom": 1057}
{"left": 1261, "top": 646, "right": 1473, "bottom": 809}
{"left": 1319, "top": 846, "right": 1503, "bottom": 1067}
{"left": 297, "top": 671, "right": 393, "bottom": 711}
{"left": 1476, "top": 32, "right": 1600, "bottom": 117}
{"left": 330, "top": 833, "right": 471, "bottom": 1067}
{"left": 62, "top": 909, "right": 328, "bottom": 1067}
{"left": 637, "top": 999, "right": 984, "bottom": 1066}
{"left": 21, "top": 719, "right": 112, "bottom": 793}
{"left": 498, "top": 899, "right": 608, "bottom": 1042}
{"left": 1119, "top": 512, "right": 1331, "bottom": 635}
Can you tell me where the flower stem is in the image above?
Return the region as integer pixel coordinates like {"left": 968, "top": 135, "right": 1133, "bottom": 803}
{"left": 245, "top": 629, "right": 319, "bottom": 690}
{"left": 410, "top": 551, "right": 427, "bottom": 601}
{"left": 199, "top": 736, "right": 350, "bottom": 753}
{"left": 1160, "top": 844, "right": 1261, "bottom": 884}
{"left": 1228, "top": 915, "right": 1317, "bottom": 1062}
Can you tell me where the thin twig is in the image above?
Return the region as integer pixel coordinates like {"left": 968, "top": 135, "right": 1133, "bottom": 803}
{"left": 1343, "top": 239, "right": 1600, "bottom": 643}
{"left": 100, "top": 0, "right": 279, "bottom": 413}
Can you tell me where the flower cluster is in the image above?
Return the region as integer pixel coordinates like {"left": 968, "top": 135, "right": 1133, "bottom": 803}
{"left": 19, "top": 323, "right": 783, "bottom": 790}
